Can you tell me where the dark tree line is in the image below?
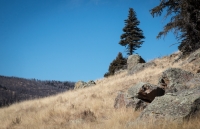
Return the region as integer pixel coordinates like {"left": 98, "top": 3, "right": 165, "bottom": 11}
{"left": 0, "top": 75, "right": 75, "bottom": 107}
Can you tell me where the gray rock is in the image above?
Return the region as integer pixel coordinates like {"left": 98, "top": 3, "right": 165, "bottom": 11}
{"left": 127, "top": 55, "right": 156, "bottom": 75}
{"left": 127, "top": 54, "right": 145, "bottom": 71}
{"left": 83, "top": 80, "right": 96, "bottom": 88}
{"left": 74, "top": 80, "right": 96, "bottom": 89}
{"left": 127, "top": 82, "right": 165, "bottom": 102}
{"left": 87, "top": 80, "right": 96, "bottom": 85}
{"left": 114, "top": 92, "right": 132, "bottom": 109}
{"left": 137, "top": 83, "right": 165, "bottom": 102}
{"left": 127, "top": 82, "right": 146, "bottom": 98}
{"left": 128, "top": 61, "right": 156, "bottom": 75}
{"left": 114, "top": 91, "right": 148, "bottom": 111}
{"left": 158, "top": 68, "right": 194, "bottom": 93}
{"left": 136, "top": 86, "right": 200, "bottom": 123}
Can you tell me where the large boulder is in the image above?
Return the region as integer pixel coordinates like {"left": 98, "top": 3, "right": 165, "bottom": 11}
{"left": 158, "top": 68, "right": 194, "bottom": 93}
{"left": 137, "top": 83, "right": 165, "bottom": 102}
{"left": 127, "top": 82, "right": 146, "bottom": 99}
{"left": 74, "top": 80, "right": 96, "bottom": 89}
{"left": 127, "top": 82, "right": 165, "bottom": 102}
{"left": 114, "top": 82, "right": 165, "bottom": 111}
{"left": 135, "top": 86, "right": 200, "bottom": 123}
{"left": 127, "top": 55, "right": 157, "bottom": 75}
{"left": 114, "top": 91, "right": 148, "bottom": 111}
{"left": 127, "top": 54, "right": 145, "bottom": 71}
{"left": 128, "top": 61, "right": 156, "bottom": 75}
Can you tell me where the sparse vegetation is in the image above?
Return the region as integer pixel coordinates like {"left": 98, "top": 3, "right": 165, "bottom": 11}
{"left": 0, "top": 52, "right": 200, "bottom": 129}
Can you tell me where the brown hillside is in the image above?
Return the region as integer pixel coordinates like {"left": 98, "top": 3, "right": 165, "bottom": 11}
{"left": 0, "top": 51, "right": 200, "bottom": 129}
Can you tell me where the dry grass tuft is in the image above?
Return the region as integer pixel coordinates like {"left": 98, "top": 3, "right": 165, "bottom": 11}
{"left": 0, "top": 52, "right": 199, "bottom": 129}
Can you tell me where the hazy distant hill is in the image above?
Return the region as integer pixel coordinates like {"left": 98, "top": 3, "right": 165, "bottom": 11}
{"left": 0, "top": 75, "right": 74, "bottom": 107}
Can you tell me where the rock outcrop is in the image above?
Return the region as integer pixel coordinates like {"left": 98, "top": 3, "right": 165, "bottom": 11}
{"left": 127, "top": 82, "right": 165, "bottom": 102}
{"left": 137, "top": 83, "right": 165, "bottom": 102}
{"left": 158, "top": 68, "right": 194, "bottom": 93}
{"left": 114, "top": 91, "right": 148, "bottom": 111}
{"left": 114, "top": 82, "right": 164, "bottom": 110}
{"left": 112, "top": 49, "right": 200, "bottom": 126}
{"left": 86, "top": 80, "right": 96, "bottom": 86}
{"left": 74, "top": 80, "right": 96, "bottom": 89}
{"left": 127, "top": 55, "right": 145, "bottom": 74}
{"left": 127, "top": 55, "right": 145, "bottom": 69}
{"left": 127, "top": 54, "right": 156, "bottom": 75}
{"left": 136, "top": 86, "right": 200, "bottom": 123}
{"left": 126, "top": 67, "right": 200, "bottom": 127}
{"left": 129, "top": 62, "right": 156, "bottom": 75}
{"left": 127, "top": 82, "right": 146, "bottom": 99}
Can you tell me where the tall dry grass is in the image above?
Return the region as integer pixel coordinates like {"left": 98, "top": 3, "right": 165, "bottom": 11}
{"left": 0, "top": 53, "right": 199, "bottom": 129}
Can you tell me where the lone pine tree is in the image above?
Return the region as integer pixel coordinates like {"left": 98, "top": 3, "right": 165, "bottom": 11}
{"left": 119, "top": 8, "right": 145, "bottom": 55}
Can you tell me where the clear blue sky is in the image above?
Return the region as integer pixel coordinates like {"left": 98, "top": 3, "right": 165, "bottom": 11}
{"left": 0, "top": 0, "right": 178, "bottom": 82}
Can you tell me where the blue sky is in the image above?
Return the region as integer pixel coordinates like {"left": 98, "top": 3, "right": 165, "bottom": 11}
{"left": 0, "top": 0, "right": 178, "bottom": 82}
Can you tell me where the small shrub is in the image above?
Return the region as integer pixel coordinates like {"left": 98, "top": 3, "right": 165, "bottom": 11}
{"left": 104, "top": 52, "right": 127, "bottom": 77}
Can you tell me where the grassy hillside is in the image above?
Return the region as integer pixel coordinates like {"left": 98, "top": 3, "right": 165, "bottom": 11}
{"left": 0, "top": 52, "right": 200, "bottom": 129}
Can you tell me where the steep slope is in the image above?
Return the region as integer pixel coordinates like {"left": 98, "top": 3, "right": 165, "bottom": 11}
{"left": 0, "top": 52, "right": 200, "bottom": 129}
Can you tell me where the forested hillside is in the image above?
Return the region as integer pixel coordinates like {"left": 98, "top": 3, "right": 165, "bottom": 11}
{"left": 0, "top": 76, "right": 74, "bottom": 107}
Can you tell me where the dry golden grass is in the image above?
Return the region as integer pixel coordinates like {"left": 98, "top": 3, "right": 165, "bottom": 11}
{"left": 0, "top": 52, "right": 199, "bottom": 129}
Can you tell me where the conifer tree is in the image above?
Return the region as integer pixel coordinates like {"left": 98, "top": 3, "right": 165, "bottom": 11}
{"left": 119, "top": 8, "right": 145, "bottom": 55}
{"left": 150, "top": 0, "right": 200, "bottom": 56}
{"left": 104, "top": 52, "right": 127, "bottom": 77}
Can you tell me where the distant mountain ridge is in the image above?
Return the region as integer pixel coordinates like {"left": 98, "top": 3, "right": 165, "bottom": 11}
{"left": 0, "top": 75, "right": 75, "bottom": 107}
